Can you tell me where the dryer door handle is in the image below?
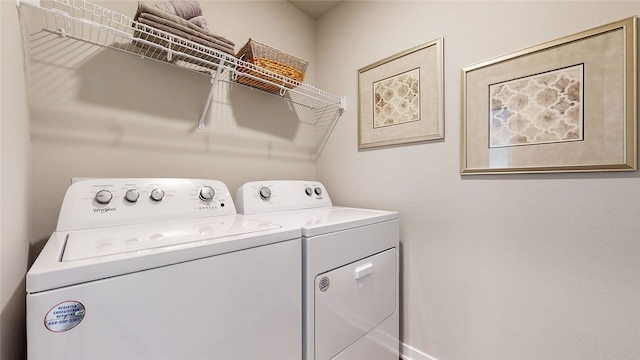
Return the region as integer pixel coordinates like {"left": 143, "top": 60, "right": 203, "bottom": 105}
{"left": 354, "top": 262, "right": 373, "bottom": 280}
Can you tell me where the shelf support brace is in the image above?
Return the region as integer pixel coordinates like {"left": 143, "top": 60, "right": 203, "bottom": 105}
{"left": 198, "top": 65, "right": 224, "bottom": 130}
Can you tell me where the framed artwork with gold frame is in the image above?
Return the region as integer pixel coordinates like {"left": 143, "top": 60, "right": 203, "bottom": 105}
{"left": 461, "top": 17, "right": 637, "bottom": 174}
{"left": 358, "top": 38, "right": 444, "bottom": 149}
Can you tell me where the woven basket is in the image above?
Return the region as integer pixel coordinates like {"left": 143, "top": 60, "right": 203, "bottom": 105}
{"left": 235, "top": 38, "right": 308, "bottom": 93}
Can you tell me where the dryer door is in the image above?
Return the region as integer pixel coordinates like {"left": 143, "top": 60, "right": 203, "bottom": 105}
{"left": 314, "top": 248, "right": 396, "bottom": 359}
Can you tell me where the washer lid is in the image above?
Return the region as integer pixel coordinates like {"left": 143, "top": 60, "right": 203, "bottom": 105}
{"left": 62, "top": 215, "right": 281, "bottom": 261}
{"left": 249, "top": 206, "right": 398, "bottom": 237}
{"left": 27, "top": 215, "right": 300, "bottom": 293}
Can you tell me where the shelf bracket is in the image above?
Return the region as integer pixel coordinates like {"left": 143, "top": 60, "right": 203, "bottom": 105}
{"left": 198, "top": 65, "right": 224, "bottom": 130}
{"left": 339, "top": 96, "right": 347, "bottom": 112}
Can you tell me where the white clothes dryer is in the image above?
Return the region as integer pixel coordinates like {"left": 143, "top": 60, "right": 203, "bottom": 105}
{"left": 26, "top": 178, "right": 302, "bottom": 360}
{"left": 236, "top": 180, "right": 399, "bottom": 360}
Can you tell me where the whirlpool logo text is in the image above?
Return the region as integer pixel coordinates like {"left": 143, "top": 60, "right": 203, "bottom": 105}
{"left": 93, "top": 207, "right": 116, "bottom": 214}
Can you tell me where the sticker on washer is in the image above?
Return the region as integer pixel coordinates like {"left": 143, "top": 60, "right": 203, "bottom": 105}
{"left": 319, "top": 276, "right": 330, "bottom": 292}
{"left": 44, "top": 301, "right": 85, "bottom": 332}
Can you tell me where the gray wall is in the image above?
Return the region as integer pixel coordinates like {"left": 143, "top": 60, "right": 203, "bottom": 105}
{"left": 316, "top": 2, "right": 640, "bottom": 360}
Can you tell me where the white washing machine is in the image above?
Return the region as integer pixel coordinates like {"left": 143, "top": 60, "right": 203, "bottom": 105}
{"left": 26, "top": 178, "right": 302, "bottom": 360}
{"left": 236, "top": 180, "right": 399, "bottom": 360}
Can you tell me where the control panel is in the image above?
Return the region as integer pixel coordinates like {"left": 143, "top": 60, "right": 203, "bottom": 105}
{"left": 236, "top": 180, "right": 332, "bottom": 215}
{"left": 56, "top": 178, "right": 237, "bottom": 231}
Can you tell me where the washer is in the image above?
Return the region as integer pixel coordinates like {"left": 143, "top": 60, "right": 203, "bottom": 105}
{"left": 26, "top": 178, "right": 302, "bottom": 360}
{"left": 236, "top": 180, "right": 399, "bottom": 360}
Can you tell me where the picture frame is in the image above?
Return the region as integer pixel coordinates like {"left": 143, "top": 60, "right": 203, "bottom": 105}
{"left": 461, "top": 17, "right": 637, "bottom": 175}
{"left": 358, "top": 38, "right": 444, "bottom": 149}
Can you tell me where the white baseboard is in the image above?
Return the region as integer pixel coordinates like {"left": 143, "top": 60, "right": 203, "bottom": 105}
{"left": 400, "top": 342, "right": 440, "bottom": 360}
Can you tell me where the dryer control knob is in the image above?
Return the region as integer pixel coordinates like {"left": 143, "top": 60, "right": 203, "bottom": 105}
{"left": 305, "top": 187, "right": 313, "bottom": 196}
{"left": 259, "top": 186, "right": 272, "bottom": 200}
{"left": 124, "top": 189, "right": 140, "bottom": 203}
{"left": 150, "top": 188, "right": 165, "bottom": 202}
{"left": 198, "top": 186, "right": 215, "bottom": 202}
{"left": 95, "top": 190, "right": 112, "bottom": 204}
{"left": 314, "top": 187, "right": 323, "bottom": 196}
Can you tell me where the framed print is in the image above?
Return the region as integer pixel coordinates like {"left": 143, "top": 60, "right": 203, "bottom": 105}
{"left": 358, "top": 38, "right": 444, "bottom": 149}
{"left": 461, "top": 16, "right": 637, "bottom": 174}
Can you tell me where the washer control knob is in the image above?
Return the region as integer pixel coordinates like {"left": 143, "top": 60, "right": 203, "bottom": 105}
{"left": 198, "top": 186, "right": 215, "bottom": 203}
{"left": 314, "top": 187, "right": 323, "bottom": 196}
{"left": 150, "top": 188, "right": 165, "bottom": 202}
{"left": 259, "top": 186, "right": 272, "bottom": 200}
{"left": 95, "top": 190, "right": 113, "bottom": 204}
{"left": 305, "top": 187, "right": 313, "bottom": 196}
{"left": 124, "top": 189, "right": 140, "bottom": 203}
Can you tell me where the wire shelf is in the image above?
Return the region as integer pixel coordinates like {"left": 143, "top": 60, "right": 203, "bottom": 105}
{"left": 18, "top": 0, "right": 345, "bottom": 139}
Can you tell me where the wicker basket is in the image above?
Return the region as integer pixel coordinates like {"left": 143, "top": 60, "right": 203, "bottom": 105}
{"left": 235, "top": 38, "right": 308, "bottom": 93}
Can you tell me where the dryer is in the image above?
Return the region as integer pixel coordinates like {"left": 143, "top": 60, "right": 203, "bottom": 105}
{"left": 236, "top": 180, "right": 399, "bottom": 360}
{"left": 27, "top": 178, "right": 302, "bottom": 360}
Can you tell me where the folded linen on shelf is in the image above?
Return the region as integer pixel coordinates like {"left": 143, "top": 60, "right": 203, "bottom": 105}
{"left": 134, "top": 2, "right": 234, "bottom": 48}
{"left": 136, "top": 12, "right": 235, "bottom": 54}
{"left": 132, "top": 1, "right": 235, "bottom": 67}
{"left": 152, "top": 0, "right": 209, "bottom": 31}
{"left": 154, "top": 0, "right": 202, "bottom": 21}
{"left": 188, "top": 15, "right": 209, "bottom": 31}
